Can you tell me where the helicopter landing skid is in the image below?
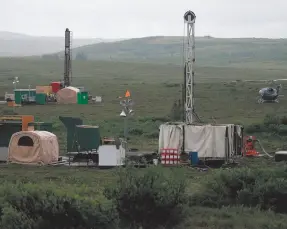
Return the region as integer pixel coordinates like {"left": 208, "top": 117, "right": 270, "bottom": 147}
{"left": 257, "top": 98, "right": 279, "bottom": 104}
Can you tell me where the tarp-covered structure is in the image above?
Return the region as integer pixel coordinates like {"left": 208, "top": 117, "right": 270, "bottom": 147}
{"left": 56, "top": 86, "right": 79, "bottom": 104}
{"left": 59, "top": 116, "right": 83, "bottom": 152}
{"left": 159, "top": 123, "right": 243, "bottom": 161}
{"left": 8, "top": 131, "right": 59, "bottom": 165}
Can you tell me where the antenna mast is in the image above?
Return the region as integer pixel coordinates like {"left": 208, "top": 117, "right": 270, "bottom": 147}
{"left": 64, "top": 28, "right": 72, "bottom": 87}
{"left": 183, "top": 11, "right": 198, "bottom": 124}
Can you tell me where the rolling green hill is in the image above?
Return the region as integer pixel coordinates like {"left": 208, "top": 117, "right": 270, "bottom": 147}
{"left": 0, "top": 31, "right": 122, "bottom": 57}
{"left": 47, "top": 36, "right": 287, "bottom": 67}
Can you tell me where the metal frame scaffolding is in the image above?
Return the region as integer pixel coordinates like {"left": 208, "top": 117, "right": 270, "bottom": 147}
{"left": 183, "top": 11, "right": 200, "bottom": 124}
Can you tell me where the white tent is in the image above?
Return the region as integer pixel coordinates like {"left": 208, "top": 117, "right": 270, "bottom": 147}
{"left": 56, "top": 86, "right": 80, "bottom": 104}
{"left": 158, "top": 124, "right": 183, "bottom": 150}
{"left": 8, "top": 131, "right": 59, "bottom": 165}
{"left": 159, "top": 123, "right": 243, "bottom": 161}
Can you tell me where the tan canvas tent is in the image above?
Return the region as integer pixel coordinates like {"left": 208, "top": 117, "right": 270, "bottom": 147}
{"left": 8, "top": 131, "right": 59, "bottom": 165}
{"left": 56, "top": 86, "right": 79, "bottom": 104}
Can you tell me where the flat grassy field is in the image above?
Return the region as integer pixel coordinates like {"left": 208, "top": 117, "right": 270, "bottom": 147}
{"left": 0, "top": 57, "right": 287, "bottom": 151}
{"left": 0, "top": 57, "right": 287, "bottom": 228}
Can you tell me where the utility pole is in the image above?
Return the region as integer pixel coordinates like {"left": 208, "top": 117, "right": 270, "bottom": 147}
{"left": 119, "top": 90, "right": 134, "bottom": 140}
{"left": 12, "top": 77, "right": 19, "bottom": 112}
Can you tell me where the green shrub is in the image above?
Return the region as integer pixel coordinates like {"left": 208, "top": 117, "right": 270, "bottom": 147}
{"left": 264, "top": 114, "right": 281, "bottom": 125}
{"left": 245, "top": 123, "right": 266, "bottom": 133}
{"left": 277, "top": 125, "right": 287, "bottom": 135}
{"left": 191, "top": 168, "right": 258, "bottom": 207}
{"left": 104, "top": 166, "right": 187, "bottom": 229}
{"left": 191, "top": 167, "right": 287, "bottom": 214}
{"left": 144, "top": 131, "right": 159, "bottom": 138}
{"left": 245, "top": 114, "right": 287, "bottom": 135}
{"left": 129, "top": 128, "right": 144, "bottom": 136}
{"left": 0, "top": 182, "right": 118, "bottom": 229}
{"left": 254, "top": 178, "right": 287, "bottom": 213}
{"left": 175, "top": 206, "right": 287, "bottom": 229}
{"left": 0, "top": 206, "right": 35, "bottom": 229}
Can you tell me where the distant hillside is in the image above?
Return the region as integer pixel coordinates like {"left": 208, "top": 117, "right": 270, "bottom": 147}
{"left": 48, "top": 36, "right": 287, "bottom": 66}
{"left": 0, "top": 31, "right": 123, "bottom": 57}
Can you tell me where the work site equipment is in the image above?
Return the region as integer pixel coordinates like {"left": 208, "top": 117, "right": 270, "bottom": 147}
{"left": 50, "top": 82, "right": 62, "bottom": 93}
{"left": 258, "top": 84, "right": 282, "bottom": 103}
{"left": 14, "top": 89, "right": 36, "bottom": 104}
{"left": 160, "top": 148, "right": 180, "bottom": 166}
{"left": 243, "top": 135, "right": 272, "bottom": 157}
{"left": 0, "top": 115, "right": 34, "bottom": 131}
{"left": 75, "top": 125, "right": 101, "bottom": 152}
{"left": 8, "top": 131, "right": 59, "bottom": 165}
{"left": 243, "top": 136, "right": 259, "bottom": 156}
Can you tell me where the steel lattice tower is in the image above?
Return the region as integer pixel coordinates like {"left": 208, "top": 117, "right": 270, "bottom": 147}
{"left": 183, "top": 11, "right": 196, "bottom": 124}
{"left": 64, "top": 28, "right": 72, "bottom": 87}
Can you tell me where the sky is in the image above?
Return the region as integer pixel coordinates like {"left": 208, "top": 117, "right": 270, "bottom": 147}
{"left": 1, "top": 0, "right": 287, "bottom": 39}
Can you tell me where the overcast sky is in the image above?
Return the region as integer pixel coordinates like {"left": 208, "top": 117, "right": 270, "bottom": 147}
{"left": 1, "top": 0, "right": 287, "bottom": 39}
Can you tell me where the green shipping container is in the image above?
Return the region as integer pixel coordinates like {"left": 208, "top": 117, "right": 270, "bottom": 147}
{"left": 75, "top": 125, "right": 100, "bottom": 151}
{"left": 28, "top": 122, "right": 53, "bottom": 132}
{"left": 36, "top": 93, "right": 46, "bottom": 105}
{"left": 0, "top": 122, "right": 22, "bottom": 147}
{"left": 77, "top": 91, "right": 88, "bottom": 104}
{"left": 14, "top": 89, "right": 36, "bottom": 104}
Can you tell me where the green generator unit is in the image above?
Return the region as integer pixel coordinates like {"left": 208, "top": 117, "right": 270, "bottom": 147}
{"left": 36, "top": 93, "right": 47, "bottom": 105}
{"left": 28, "top": 122, "right": 53, "bottom": 132}
{"left": 77, "top": 91, "right": 88, "bottom": 104}
{"left": 75, "top": 125, "right": 100, "bottom": 151}
{"left": 14, "top": 89, "right": 36, "bottom": 104}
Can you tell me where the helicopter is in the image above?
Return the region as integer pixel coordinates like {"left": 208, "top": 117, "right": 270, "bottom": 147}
{"left": 257, "top": 84, "right": 282, "bottom": 103}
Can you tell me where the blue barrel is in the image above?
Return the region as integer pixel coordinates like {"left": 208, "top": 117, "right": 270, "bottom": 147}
{"left": 189, "top": 152, "right": 199, "bottom": 165}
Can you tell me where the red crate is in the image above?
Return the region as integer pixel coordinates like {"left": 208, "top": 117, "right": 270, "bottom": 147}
{"left": 160, "top": 148, "right": 180, "bottom": 166}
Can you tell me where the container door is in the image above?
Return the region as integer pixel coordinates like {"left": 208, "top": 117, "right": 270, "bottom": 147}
{"left": 77, "top": 92, "right": 82, "bottom": 104}
{"left": 36, "top": 93, "right": 46, "bottom": 105}
{"left": 14, "top": 91, "right": 21, "bottom": 104}
{"left": 81, "top": 92, "right": 88, "bottom": 104}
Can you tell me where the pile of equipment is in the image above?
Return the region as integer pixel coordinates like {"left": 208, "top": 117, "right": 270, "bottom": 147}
{"left": 242, "top": 135, "right": 272, "bottom": 158}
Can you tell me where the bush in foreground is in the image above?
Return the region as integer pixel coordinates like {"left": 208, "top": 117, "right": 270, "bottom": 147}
{"left": 176, "top": 206, "right": 287, "bottom": 229}
{"left": 0, "top": 182, "right": 118, "bottom": 229}
{"left": 245, "top": 114, "right": 287, "bottom": 136}
{"left": 191, "top": 167, "right": 287, "bottom": 214}
{"left": 2, "top": 165, "right": 287, "bottom": 228}
{"left": 104, "top": 166, "right": 187, "bottom": 229}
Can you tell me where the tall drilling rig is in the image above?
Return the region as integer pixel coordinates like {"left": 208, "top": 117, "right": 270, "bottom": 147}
{"left": 64, "top": 28, "right": 72, "bottom": 87}
{"left": 182, "top": 11, "right": 200, "bottom": 124}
